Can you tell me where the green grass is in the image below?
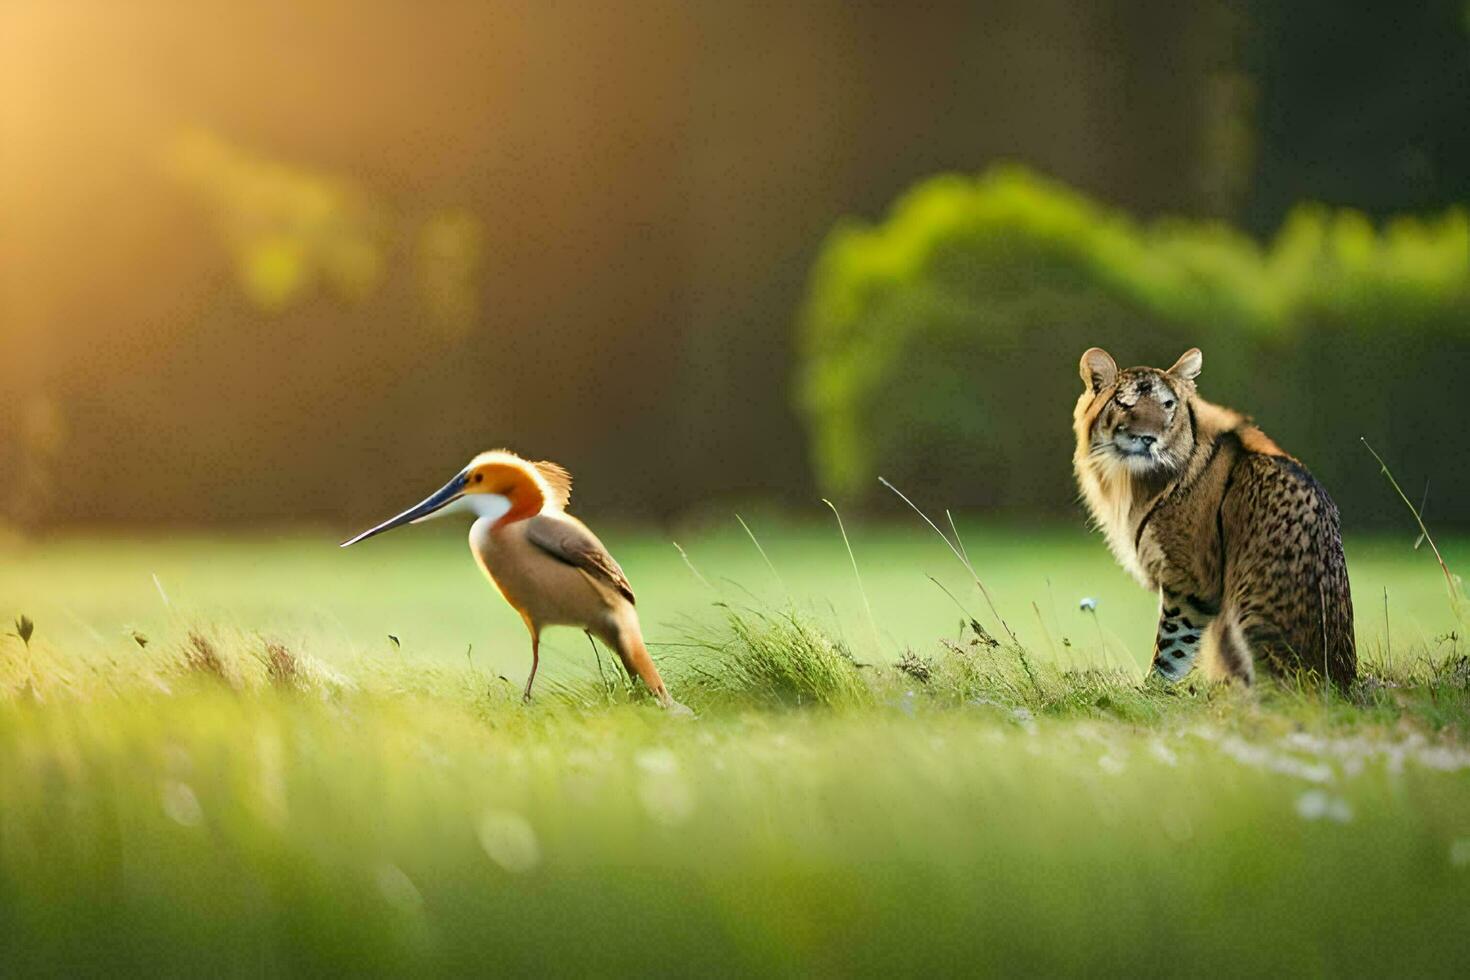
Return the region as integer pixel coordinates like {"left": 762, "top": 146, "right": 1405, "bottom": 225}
{"left": 1, "top": 521, "right": 1468, "bottom": 975}
{"left": 3, "top": 519, "right": 1465, "bottom": 680}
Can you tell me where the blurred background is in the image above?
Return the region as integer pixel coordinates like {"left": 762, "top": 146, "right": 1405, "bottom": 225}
{"left": 3, "top": 0, "right": 1468, "bottom": 532}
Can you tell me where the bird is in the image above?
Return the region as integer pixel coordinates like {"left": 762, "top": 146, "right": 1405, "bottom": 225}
{"left": 341, "top": 449, "right": 689, "bottom": 713}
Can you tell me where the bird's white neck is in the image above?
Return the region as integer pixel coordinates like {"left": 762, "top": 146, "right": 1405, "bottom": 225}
{"left": 412, "top": 493, "right": 512, "bottom": 525}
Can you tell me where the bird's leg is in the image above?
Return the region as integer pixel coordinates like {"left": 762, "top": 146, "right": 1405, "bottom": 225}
{"left": 522, "top": 632, "right": 540, "bottom": 703}
{"left": 585, "top": 630, "right": 613, "bottom": 696}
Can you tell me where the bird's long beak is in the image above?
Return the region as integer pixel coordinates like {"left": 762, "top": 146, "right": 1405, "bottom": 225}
{"left": 339, "top": 472, "right": 468, "bottom": 547}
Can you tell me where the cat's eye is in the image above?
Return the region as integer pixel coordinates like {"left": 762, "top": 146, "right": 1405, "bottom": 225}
{"left": 1161, "top": 399, "right": 1175, "bottom": 410}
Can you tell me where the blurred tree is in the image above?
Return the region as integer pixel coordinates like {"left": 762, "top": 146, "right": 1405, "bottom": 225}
{"left": 2, "top": 0, "right": 1461, "bottom": 527}
{"left": 798, "top": 166, "right": 1470, "bottom": 525}
{"left": 166, "top": 130, "right": 388, "bottom": 310}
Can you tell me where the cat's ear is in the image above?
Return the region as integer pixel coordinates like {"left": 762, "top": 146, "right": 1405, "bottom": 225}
{"left": 1080, "top": 348, "right": 1117, "bottom": 393}
{"left": 1166, "top": 348, "right": 1202, "bottom": 382}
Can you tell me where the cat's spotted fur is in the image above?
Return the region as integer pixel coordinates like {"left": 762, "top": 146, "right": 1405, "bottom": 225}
{"left": 1073, "top": 348, "right": 1355, "bottom": 686}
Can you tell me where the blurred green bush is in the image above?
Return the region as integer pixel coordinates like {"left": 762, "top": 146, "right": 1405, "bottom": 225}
{"left": 798, "top": 166, "right": 1470, "bottom": 526}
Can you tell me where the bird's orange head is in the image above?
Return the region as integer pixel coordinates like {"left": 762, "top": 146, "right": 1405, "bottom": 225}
{"left": 340, "top": 450, "right": 572, "bottom": 547}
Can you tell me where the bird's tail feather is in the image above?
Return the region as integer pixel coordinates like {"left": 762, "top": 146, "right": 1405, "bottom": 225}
{"left": 610, "top": 627, "right": 676, "bottom": 708}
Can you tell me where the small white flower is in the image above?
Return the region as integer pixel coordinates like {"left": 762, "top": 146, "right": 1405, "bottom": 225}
{"left": 161, "top": 780, "right": 202, "bottom": 827}
{"left": 1296, "top": 791, "right": 1329, "bottom": 820}
{"left": 478, "top": 809, "right": 541, "bottom": 873}
{"left": 1295, "top": 790, "right": 1353, "bottom": 823}
{"left": 635, "top": 747, "right": 695, "bottom": 826}
{"left": 1149, "top": 741, "right": 1179, "bottom": 767}
{"left": 634, "top": 747, "right": 679, "bottom": 776}
{"left": 1079, "top": 597, "right": 1098, "bottom": 611}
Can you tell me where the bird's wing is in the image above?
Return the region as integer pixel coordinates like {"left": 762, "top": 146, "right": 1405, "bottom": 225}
{"left": 524, "top": 513, "right": 635, "bottom": 605}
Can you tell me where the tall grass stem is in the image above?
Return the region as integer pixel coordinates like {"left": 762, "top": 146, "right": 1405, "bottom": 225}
{"left": 734, "top": 515, "right": 788, "bottom": 595}
{"left": 1362, "top": 438, "right": 1462, "bottom": 621}
{"left": 878, "top": 477, "right": 1017, "bottom": 643}
{"left": 823, "top": 499, "right": 881, "bottom": 657}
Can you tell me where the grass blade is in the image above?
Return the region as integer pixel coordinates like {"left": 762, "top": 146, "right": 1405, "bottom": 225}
{"left": 735, "top": 514, "right": 787, "bottom": 595}
{"left": 878, "top": 477, "right": 1017, "bottom": 643}
{"left": 1362, "top": 438, "right": 1463, "bottom": 621}
{"left": 823, "top": 498, "right": 882, "bottom": 658}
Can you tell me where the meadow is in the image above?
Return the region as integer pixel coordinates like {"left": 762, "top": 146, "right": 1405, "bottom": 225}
{"left": 2, "top": 518, "right": 1468, "bottom": 975}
